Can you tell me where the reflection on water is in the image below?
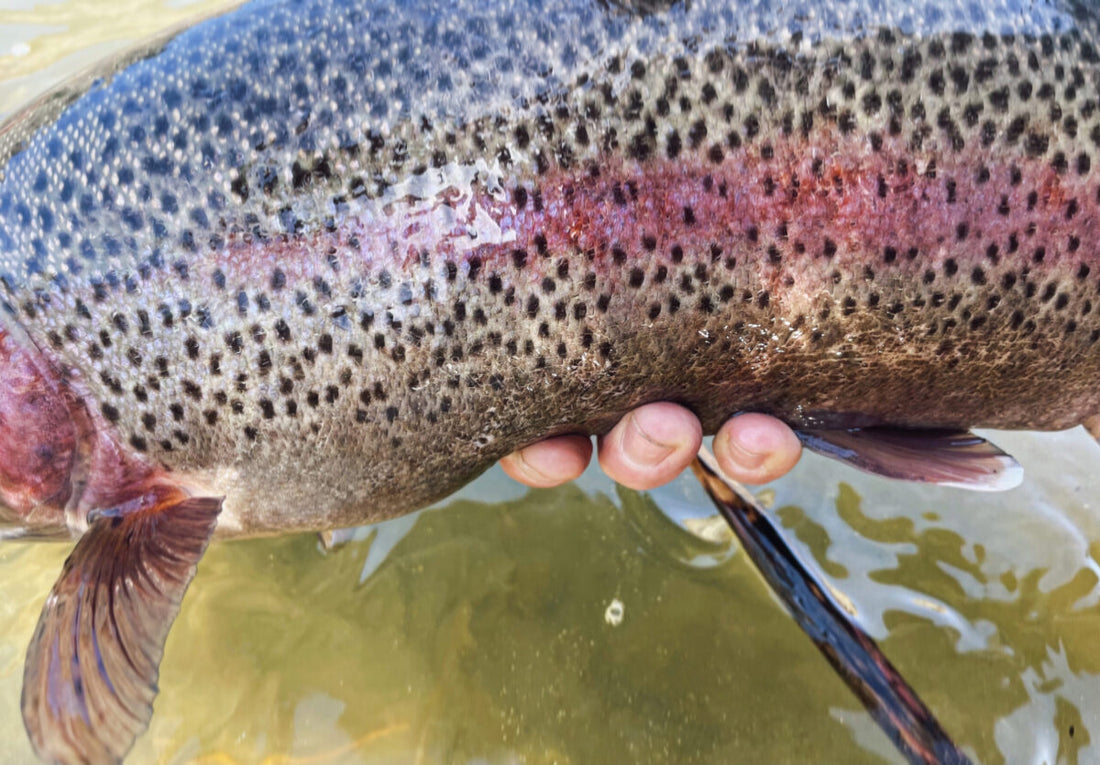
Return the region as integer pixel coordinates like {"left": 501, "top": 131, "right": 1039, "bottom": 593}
{"left": 2, "top": 3, "right": 1100, "bottom": 763}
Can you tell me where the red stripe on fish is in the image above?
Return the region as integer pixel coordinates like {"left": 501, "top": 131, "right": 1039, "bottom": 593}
{"left": 190, "top": 133, "right": 1096, "bottom": 320}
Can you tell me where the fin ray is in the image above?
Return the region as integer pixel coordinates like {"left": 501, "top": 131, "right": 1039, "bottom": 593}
{"left": 797, "top": 427, "right": 1023, "bottom": 491}
{"left": 22, "top": 495, "right": 221, "bottom": 764}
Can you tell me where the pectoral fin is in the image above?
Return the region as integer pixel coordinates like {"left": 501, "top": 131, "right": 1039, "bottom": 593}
{"left": 22, "top": 494, "right": 222, "bottom": 764}
{"left": 797, "top": 427, "right": 1023, "bottom": 491}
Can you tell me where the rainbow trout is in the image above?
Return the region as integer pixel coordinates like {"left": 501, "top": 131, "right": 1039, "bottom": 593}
{"left": 1, "top": 0, "right": 1099, "bottom": 760}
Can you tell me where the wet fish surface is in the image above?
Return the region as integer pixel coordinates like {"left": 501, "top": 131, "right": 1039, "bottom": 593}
{"left": 0, "top": 0, "right": 1099, "bottom": 761}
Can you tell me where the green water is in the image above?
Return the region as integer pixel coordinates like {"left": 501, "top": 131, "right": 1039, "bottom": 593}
{"left": 2, "top": 4, "right": 1100, "bottom": 763}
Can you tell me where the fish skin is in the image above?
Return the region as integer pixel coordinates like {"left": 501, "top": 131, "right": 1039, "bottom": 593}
{"left": 3, "top": 0, "right": 1100, "bottom": 761}
{"left": 0, "top": 0, "right": 1098, "bottom": 541}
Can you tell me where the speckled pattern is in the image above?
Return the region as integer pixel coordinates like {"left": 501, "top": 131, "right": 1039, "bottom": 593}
{"left": 1, "top": 0, "right": 1099, "bottom": 534}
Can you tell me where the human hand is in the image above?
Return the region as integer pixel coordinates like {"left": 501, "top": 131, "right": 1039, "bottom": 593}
{"left": 499, "top": 404, "right": 802, "bottom": 490}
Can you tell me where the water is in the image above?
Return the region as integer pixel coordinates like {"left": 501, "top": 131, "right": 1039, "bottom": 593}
{"left": 1, "top": 3, "right": 1100, "bottom": 762}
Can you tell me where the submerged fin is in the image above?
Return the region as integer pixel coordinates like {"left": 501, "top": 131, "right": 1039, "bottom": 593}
{"left": 318, "top": 526, "right": 358, "bottom": 551}
{"left": 22, "top": 494, "right": 222, "bottom": 764}
{"left": 797, "top": 427, "right": 1023, "bottom": 491}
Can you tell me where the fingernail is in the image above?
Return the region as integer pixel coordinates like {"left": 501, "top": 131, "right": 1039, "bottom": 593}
{"left": 624, "top": 410, "right": 676, "bottom": 465}
{"left": 725, "top": 433, "right": 767, "bottom": 470}
{"left": 516, "top": 450, "right": 552, "bottom": 483}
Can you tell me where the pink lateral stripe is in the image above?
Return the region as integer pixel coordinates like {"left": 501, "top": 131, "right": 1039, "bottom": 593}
{"left": 203, "top": 133, "right": 1097, "bottom": 300}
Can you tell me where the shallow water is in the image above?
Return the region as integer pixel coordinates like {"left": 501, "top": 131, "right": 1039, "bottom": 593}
{"left": 2, "top": 3, "right": 1100, "bottom": 763}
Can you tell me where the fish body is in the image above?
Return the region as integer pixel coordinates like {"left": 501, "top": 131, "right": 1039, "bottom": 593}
{"left": 2, "top": 0, "right": 1100, "bottom": 536}
{"left": 1, "top": 0, "right": 1099, "bottom": 760}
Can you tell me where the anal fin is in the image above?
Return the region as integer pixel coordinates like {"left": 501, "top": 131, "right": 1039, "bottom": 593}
{"left": 797, "top": 427, "right": 1023, "bottom": 491}
{"left": 22, "top": 493, "right": 222, "bottom": 764}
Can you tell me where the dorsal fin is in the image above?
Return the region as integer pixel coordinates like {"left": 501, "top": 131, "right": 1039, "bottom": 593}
{"left": 797, "top": 427, "right": 1023, "bottom": 491}
{"left": 21, "top": 494, "right": 222, "bottom": 764}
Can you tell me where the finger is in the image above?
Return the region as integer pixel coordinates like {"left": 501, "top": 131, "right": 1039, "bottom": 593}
{"left": 713, "top": 413, "right": 801, "bottom": 485}
{"left": 597, "top": 402, "right": 703, "bottom": 490}
{"left": 500, "top": 435, "right": 593, "bottom": 488}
